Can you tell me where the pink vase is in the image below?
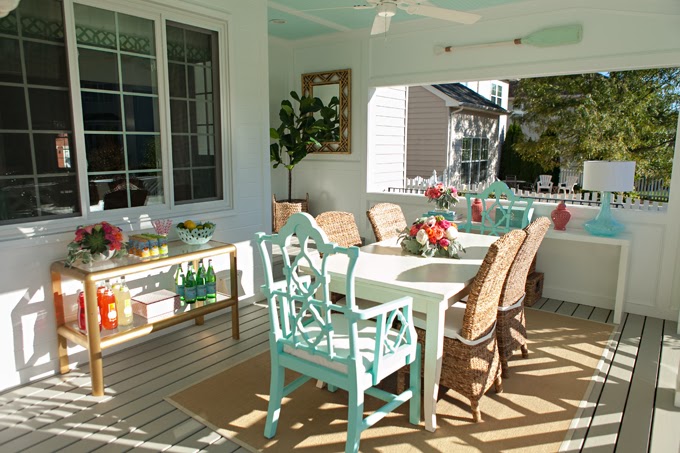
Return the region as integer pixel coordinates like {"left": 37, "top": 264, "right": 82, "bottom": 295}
{"left": 551, "top": 201, "right": 571, "bottom": 231}
{"left": 471, "top": 198, "right": 483, "bottom": 222}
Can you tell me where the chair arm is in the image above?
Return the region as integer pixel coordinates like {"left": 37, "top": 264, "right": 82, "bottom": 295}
{"left": 349, "top": 296, "right": 413, "bottom": 321}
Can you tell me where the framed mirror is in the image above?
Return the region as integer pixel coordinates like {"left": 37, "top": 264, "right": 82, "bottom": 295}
{"left": 302, "top": 68, "right": 351, "bottom": 154}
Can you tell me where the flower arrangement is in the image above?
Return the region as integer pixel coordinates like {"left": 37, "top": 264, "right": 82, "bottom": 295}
{"left": 399, "top": 215, "right": 465, "bottom": 259}
{"left": 66, "top": 221, "right": 127, "bottom": 267}
{"left": 424, "top": 183, "right": 459, "bottom": 211}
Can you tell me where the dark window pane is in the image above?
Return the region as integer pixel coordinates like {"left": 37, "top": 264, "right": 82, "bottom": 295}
{"left": 168, "top": 63, "right": 186, "bottom": 98}
{"left": 189, "top": 101, "right": 214, "bottom": 132}
{"left": 85, "top": 134, "right": 124, "bottom": 172}
{"left": 170, "top": 100, "right": 188, "bottom": 133}
{"left": 190, "top": 135, "right": 214, "bottom": 167}
{"left": 0, "top": 11, "right": 18, "bottom": 36}
{"left": 135, "top": 172, "right": 162, "bottom": 204}
{"left": 185, "top": 29, "right": 212, "bottom": 64}
{"left": 121, "top": 54, "right": 157, "bottom": 94}
{"left": 0, "top": 38, "right": 22, "bottom": 83}
{"left": 461, "top": 162, "right": 470, "bottom": 185}
{"left": 0, "top": 134, "right": 31, "bottom": 175}
{"left": 0, "top": 177, "right": 36, "bottom": 221}
{"left": 192, "top": 168, "right": 216, "bottom": 199}
{"left": 0, "top": 86, "right": 28, "bottom": 130}
{"left": 173, "top": 169, "right": 191, "bottom": 202}
{"left": 38, "top": 176, "right": 79, "bottom": 215}
{"left": 118, "top": 12, "right": 155, "bottom": 56}
{"left": 462, "top": 145, "right": 470, "bottom": 161}
{"left": 471, "top": 162, "right": 480, "bottom": 184}
{"left": 126, "top": 135, "right": 160, "bottom": 170}
{"left": 124, "top": 96, "right": 159, "bottom": 132}
{"left": 89, "top": 173, "right": 123, "bottom": 207}
{"left": 101, "top": 174, "right": 149, "bottom": 210}
{"left": 480, "top": 162, "right": 488, "bottom": 181}
{"left": 82, "top": 92, "right": 122, "bottom": 131}
{"left": 166, "top": 26, "right": 185, "bottom": 61}
{"left": 187, "top": 65, "right": 212, "bottom": 98}
{"left": 20, "top": 0, "right": 64, "bottom": 42}
{"left": 24, "top": 41, "right": 68, "bottom": 87}
{"left": 29, "top": 89, "right": 71, "bottom": 130}
{"left": 35, "top": 133, "right": 75, "bottom": 174}
{"left": 171, "top": 135, "right": 190, "bottom": 168}
{"left": 78, "top": 48, "right": 119, "bottom": 91}
{"left": 74, "top": 4, "right": 116, "bottom": 50}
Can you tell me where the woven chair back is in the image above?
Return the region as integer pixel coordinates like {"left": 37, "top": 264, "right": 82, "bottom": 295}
{"left": 315, "top": 211, "right": 363, "bottom": 248}
{"left": 499, "top": 217, "right": 551, "bottom": 308}
{"left": 367, "top": 203, "right": 408, "bottom": 242}
{"left": 462, "top": 229, "right": 526, "bottom": 340}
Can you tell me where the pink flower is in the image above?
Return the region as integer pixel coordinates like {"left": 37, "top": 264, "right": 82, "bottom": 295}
{"left": 438, "top": 219, "right": 451, "bottom": 229}
{"left": 439, "top": 238, "right": 450, "bottom": 248}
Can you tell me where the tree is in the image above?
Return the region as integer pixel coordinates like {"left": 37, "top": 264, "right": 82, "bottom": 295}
{"left": 512, "top": 69, "right": 680, "bottom": 181}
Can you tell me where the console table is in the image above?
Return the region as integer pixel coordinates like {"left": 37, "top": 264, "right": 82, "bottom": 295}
{"left": 544, "top": 229, "right": 631, "bottom": 323}
{"left": 51, "top": 240, "right": 239, "bottom": 396}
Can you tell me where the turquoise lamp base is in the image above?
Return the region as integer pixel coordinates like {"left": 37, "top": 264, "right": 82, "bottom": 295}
{"left": 583, "top": 191, "right": 624, "bottom": 237}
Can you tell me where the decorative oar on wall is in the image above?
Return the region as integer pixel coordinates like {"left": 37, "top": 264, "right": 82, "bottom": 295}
{"left": 434, "top": 24, "right": 583, "bottom": 54}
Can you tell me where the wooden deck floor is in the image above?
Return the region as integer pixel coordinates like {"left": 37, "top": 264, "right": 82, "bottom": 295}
{"left": 0, "top": 299, "right": 677, "bottom": 452}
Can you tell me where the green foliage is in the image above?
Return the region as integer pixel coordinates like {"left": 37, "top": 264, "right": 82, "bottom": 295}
{"left": 270, "top": 91, "right": 340, "bottom": 200}
{"left": 513, "top": 69, "right": 679, "bottom": 181}
{"left": 498, "top": 123, "right": 545, "bottom": 184}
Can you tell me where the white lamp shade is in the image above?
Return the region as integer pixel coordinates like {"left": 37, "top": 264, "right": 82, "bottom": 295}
{"left": 0, "top": 0, "right": 20, "bottom": 18}
{"left": 582, "top": 161, "right": 636, "bottom": 192}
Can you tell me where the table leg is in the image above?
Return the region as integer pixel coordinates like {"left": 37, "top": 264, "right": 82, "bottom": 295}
{"left": 51, "top": 271, "right": 70, "bottom": 374}
{"left": 230, "top": 250, "right": 240, "bottom": 339}
{"left": 613, "top": 242, "right": 630, "bottom": 324}
{"left": 423, "top": 301, "right": 446, "bottom": 432}
{"left": 85, "top": 280, "right": 105, "bottom": 396}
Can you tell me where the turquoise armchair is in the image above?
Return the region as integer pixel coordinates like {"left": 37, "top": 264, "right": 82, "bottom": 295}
{"left": 254, "top": 213, "right": 421, "bottom": 453}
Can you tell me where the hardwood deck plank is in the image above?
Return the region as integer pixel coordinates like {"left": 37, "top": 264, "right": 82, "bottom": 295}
{"left": 134, "top": 417, "right": 205, "bottom": 452}
{"left": 174, "top": 427, "right": 224, "bottom": 451}
{"left": 538, "top": 298, "right": 562, "bottom": 312}
{"left": 530, "top": 297, "right": 548, "bottom": 309}
{"left": 200, "top": 435, "right": 241, "bottom": 453}
{"left": 589, "top": 307, "right": 612, "bottom": 324}
{"left": 556, "top": 301, "right": 579, "bottom": 317}
{"left": 572, "top": 304, "right": 595, "bottom": 320}
{"left": 615, "top": 317, "right": 663, "bottom": 452}
{"left": 649, "top": 321, "right": 680, "bottom": 453}
{"left": 581, "top": 314, "right": 645, "bottom": 451}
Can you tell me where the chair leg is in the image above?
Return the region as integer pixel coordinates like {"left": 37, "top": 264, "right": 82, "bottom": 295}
{"left": 345, "top": 387, "right": 364, "bottom": 453}
{"left": 264, "top": 362, "right": 285, "bottom": 439}
{"left": 471, "top": 399, "right": 482, "bottom": 422}
{"left": 501, "top": 357, "right": 509, "bottom": 379}
{"left": 495, "top": 371, "right": 504, "bottom": 394}
{"left": 328, "top": 384, "right": 338, "bottom": 393}
{"left": 521, "top": 344, "right": 529, "bottom": 358}
{"left": 409, "top": 344, "right": 421, "bottom": 425}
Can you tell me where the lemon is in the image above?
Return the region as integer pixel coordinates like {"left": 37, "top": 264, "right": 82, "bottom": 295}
{"left": 196, "top": 225, "right": 204, "bottom": 230}
{"left": 184, "top": 220, "right": 197, "bottom": 230}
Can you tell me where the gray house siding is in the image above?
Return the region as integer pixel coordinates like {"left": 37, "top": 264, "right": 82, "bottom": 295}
{"left": 406, "top": 86, "right": 449, "bottom": 179}
{"left": 449, "top": 110, "right": 502, "bottom": 187}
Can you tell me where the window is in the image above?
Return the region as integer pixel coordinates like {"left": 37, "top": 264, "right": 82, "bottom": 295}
{"left": 460, "top": 138, "right": 489, "bottom": 186}
{"left": 0, "top": 0, "right": 79, "bottom": 223}
{"left": 0, "top": 0, "right": 227, "bottom": 224}
{"left": 491, "top": 83, "right": 502, "bottom": 106}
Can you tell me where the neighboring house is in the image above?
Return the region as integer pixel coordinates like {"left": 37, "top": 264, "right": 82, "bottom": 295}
{"left": 406, "top": 82, "right": 508, "bottom": 188}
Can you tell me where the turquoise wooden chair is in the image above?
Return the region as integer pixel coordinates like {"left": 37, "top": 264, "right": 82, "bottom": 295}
{"left": 254, "top": 213, "right": 421, "bottom": 453}
{"left": 461, "top": 180, "right": 535, "bottom": 236}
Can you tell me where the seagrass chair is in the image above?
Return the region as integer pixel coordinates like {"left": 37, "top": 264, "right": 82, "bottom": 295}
{"left": 255, "top": 213, "right": 421, "bottom": 453}
{"left": 316, "top": 211, "right": 363, "bottom": 247}
{"left": 366, "top": 203, "right": 408, "bottom": 242}
{"left": 461, "top": 180, "right": 534, "bottom": 236}
{"left": 497, "top": 217, "right": 551, "bottom": 377}
{"left": 397, "top": 228, "right": 526, "bottom": 422}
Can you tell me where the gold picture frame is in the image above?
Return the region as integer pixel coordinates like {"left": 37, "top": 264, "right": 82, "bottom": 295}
{"left": 302, "top": 68, "right": 351, "bottom": 154}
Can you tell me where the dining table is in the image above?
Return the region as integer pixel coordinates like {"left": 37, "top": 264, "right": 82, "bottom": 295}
{"left": 321, "top": 232, "right": 499, "bottom": 432}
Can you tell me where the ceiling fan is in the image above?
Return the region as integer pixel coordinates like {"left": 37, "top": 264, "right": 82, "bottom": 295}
{"left": 358, "top": 1, "right": 481, "bottom": 35}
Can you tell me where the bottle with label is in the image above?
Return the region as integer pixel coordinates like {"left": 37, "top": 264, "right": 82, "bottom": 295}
{"left": 196, "top": 259, "right": 207, "bottom": 301}
{"left": 101, "top": 283, "right": 118, "bottom": 330}
{"left": 116, "top": 276, "right": 134, "bottom": 326}
{"left": 206, "top": 259, "right": 217, "bottom": 303}
{"left": 184, "top": 263, "right": 197, "bottom": 304}
{"left": 96, "top": 281, "right": 108, "bottom": 330}
{"left": 77, "top": 290, "right": 87, "bottom": 332}
{"left": 175, "top": 264, "right": 185, "bottom": 303}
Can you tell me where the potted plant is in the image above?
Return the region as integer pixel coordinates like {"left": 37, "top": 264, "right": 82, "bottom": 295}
{"left": 270, "top": 91, "right": 339, "bottom": 231}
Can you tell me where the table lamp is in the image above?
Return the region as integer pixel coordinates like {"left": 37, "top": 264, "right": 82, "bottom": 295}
{"left": 582, "top": 160, "right": 635, "bottom": 237}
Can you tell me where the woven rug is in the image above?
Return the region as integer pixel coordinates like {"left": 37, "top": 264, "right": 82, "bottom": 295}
{"left": 166, "top": 309, "right": 613, "bottom": 452}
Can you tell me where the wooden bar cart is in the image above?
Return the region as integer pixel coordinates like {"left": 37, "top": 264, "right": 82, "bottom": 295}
{"left": 51, "top": 240, "right": 239, "bottom": 396}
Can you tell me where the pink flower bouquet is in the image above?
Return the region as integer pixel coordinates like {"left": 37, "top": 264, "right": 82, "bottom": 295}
{"left": 399, "top": 215, "right": 465, "bottom": 258}
{"left": 66, "top": 221, "right": 127, "bottom": 266}
{"left": 424, "top": 183, "right": 459, "bottom": 211}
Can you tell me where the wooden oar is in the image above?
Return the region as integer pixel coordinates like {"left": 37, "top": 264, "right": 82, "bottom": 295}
{"left": 435, "top": 24, "right": 583, "bottom": 54}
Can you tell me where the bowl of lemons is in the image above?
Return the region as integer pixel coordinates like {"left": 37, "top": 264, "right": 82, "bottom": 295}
{"left": 175, "top": 220, "right": 216, "bottom": 245}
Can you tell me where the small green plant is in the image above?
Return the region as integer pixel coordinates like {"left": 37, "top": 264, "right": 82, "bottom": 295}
{"left": 270, "top": 91, "right": 339, "bottom": 201}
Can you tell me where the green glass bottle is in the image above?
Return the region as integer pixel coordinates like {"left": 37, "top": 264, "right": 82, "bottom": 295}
{"left": 196, "top": 259, "right": 207, "bottom": 301}
{"left": 206, "top": 259, "right": 217, "bottom": 303}
{"left": 184, "top": 263, "right": 197, "bottom": 304}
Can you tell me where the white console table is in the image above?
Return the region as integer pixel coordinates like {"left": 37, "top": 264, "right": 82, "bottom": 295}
{"left": 545, "top": 229, "right": 631, "bottom": 324}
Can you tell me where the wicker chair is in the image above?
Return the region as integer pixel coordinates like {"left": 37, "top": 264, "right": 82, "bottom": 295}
{"left": 366, "top": 203, "right": 407, "bottom": 242}
{"left": 315, "top": 211, "right": 363, "bottom": 248}
{"left": 497, "top": 217, "right": 551, "bottom": 377}
{"left": 397, "top": 229, "right": 526, "bottom": 422}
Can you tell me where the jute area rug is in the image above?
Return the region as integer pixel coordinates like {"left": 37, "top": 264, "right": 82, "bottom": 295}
{"left": 166, "top": 309, "right": 613, "bottom": 452}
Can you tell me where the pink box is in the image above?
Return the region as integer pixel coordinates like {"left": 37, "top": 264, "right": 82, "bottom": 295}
{"left": 132, "top": 289, "right": 181, "bottom": 318}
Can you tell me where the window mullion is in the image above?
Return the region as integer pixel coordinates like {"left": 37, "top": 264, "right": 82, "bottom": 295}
{"left": 157, "top": 14, "right": 173, "bottom": 209}
{"left": 63, "top": 0, "right": 91, "bottom": 221}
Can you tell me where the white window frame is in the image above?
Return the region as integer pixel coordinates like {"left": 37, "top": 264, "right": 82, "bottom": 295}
{"left": 491, "top": 83, "right": 502, "bottom": 106}
{"left": 460, "top": 137, "right": 489, "bottom": 186}
{"left": 0, "top": 0, "right": 233, "bottom": 241}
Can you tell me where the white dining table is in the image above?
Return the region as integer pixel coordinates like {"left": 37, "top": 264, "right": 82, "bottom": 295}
{"left": 322, "top": 232, "right": 498, "bottom": 432}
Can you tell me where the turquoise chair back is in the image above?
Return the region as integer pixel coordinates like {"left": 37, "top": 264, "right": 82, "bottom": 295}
{"left": 461, "top": 180, "right": 535, "bottom": 236}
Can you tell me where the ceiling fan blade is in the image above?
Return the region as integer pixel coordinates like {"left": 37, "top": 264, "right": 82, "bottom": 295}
{"left": 371, "top": 14, "right": 392, "bottom": 35}
{"left": 402, "top": 4, "right": 480, "bottom": 25}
